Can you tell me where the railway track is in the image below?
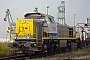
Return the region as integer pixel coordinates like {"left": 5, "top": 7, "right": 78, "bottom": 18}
{"left": 0, "top": 47, "right": 88, "bottom": 60}
{"left": 0, "top": 54, "right": 26, "bottom": 60}
{"left": 0, "top": 51, "right": 58, "bottom": 60}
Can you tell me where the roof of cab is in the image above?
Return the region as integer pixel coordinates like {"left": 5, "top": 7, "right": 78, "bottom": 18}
{"left": 24, "top": 13, "right": 45, "bottom": 17}
{"left": 24, "top": 13, "right": 54, "bottom": 18}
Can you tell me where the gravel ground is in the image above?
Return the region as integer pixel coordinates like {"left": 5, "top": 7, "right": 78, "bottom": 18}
{"left": 32, "top": 55, "right": 90, "bottom": 60}
{"left": 31, "top": 47, "right": 90, "bottom": 60}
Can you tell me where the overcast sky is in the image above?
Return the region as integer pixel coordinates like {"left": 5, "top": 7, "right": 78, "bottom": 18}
{"left": 0, "top": 0, "right": 90, "bottom": 38}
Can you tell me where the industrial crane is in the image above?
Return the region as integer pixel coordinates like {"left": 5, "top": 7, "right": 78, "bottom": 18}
{"left": 4, "top": 9, "right": 15, "bottom": 41}
{"left": 57, "top": 0, "right": 66, "bottom": 25}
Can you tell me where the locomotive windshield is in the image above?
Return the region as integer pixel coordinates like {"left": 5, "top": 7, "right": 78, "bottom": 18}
{"left": 24, "top": 13, "right": 55, "bottom": 23}
{"left": 33, "top": 16, "right": 45, "bottom": 22}
{"left": 48, "top": 17, "right": 55, "bottom": 24}
{"left": 24, "top": 13, "right": 45, "bottom": 22}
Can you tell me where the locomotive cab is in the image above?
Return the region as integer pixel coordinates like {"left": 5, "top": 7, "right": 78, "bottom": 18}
{"left": 24, "top": 13, "right": 57, "bottom": 39}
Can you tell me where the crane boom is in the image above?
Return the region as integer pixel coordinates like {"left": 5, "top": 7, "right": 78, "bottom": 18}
{"left": 4, "top": 9, "right": 14, "bottom": 26}
{"left": 4, "top": 9, "right": 15, "bottom": 41}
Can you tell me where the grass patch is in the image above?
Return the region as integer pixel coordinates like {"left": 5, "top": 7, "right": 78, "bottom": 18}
{"left": 71, "top": 48, "right": 90, "bottom": 55}
{"left": 55, "top": 48, "right": 90, "bottom": 58}
{"left": 0, "top": 43, "right": 15, "bottom": 57}
{"left": 56, "top": 53, "right": 65, "bottom": 57}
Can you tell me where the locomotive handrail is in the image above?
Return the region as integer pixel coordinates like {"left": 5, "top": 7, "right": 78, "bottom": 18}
{"left": 28, "top": 26, "right": 38, "bottom": 40}
{"left": 42, "top": 27, "right": 77, "bottom": 39}
{"left": 58, "top": 29, "right": 77, "bottom": 39}
{"left": 42, "top": 27, "right": 50, "bottom": 39}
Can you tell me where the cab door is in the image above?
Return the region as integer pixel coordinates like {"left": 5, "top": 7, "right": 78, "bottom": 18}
{"left": 19, "top": 23, "right": 30, "bottom": 36}
{"left": 19, "top": 23, "right": 25, "bottom": 36}
{"left": 15, "top": 18, "right": 34, "bottom": 36}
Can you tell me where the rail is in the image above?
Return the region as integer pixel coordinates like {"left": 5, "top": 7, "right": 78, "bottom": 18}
{"left": 42, "top": 27, "right": 50, "bottom": 39}
{"left": 30, "top": 26, "right": 38, "bottom": 40}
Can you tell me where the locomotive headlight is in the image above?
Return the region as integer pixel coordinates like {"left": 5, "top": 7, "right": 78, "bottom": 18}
{"left": 27, "top": 34, "right": 30, "bottom": 39}
{"left": 14, "top": 36, "right": 17, "bottom": 39}
{"left": 14, "top": 34, "right": 17, "bottom": 39}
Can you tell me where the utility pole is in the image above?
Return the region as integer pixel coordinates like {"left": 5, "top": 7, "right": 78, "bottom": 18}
{"left": 47, "top": 6, "right": 49, "bottom": 15}
{"left": 74, "top": 14, "right": 76, "bottom": 28}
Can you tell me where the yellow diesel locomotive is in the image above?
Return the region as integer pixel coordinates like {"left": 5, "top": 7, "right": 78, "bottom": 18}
{"left": 9, "top": 13, "right": 78, "bottom": 54}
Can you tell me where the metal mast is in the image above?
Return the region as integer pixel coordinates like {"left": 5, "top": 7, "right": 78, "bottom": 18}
{"left": 57, "top": 1, "right": 66, "bottom": 24}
